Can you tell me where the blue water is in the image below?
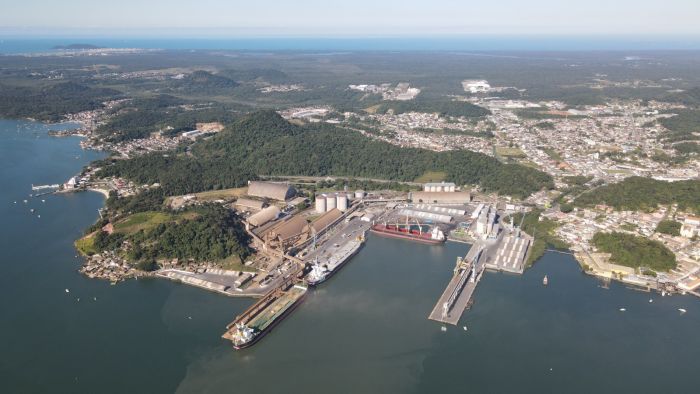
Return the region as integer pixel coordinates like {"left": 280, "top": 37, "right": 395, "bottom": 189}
{"left": 2, "top": 36, "right": 700, "bottom": 54}
{"left": 2, "top": 118, "right": 700, "bottom": 393}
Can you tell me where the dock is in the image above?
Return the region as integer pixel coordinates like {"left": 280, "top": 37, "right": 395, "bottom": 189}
{"left": 429, "top": 228, "right": 532, "bottom": 325}
{"left": 428, "top": 246, "right": 485, "bottom": 325}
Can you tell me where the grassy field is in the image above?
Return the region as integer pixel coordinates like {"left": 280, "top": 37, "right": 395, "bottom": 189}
{"left": 414, "top": 171, "right": 447, "bottom": 183}
{"left": 542, "top": 148, "right": 563, "bottom": 161}
{"left": 75, "top": 234, "right": 97, "bottom": 256}
{"left": 218, "top": 254, "right": 257, "bottom": 272}
{"left": 113, "top": 211, "right": 200, "bottom": 235}
{"left": 194, "top": 187, "right": 248, "bottom": 201}
{"left": 496, "top": 146, "right": 527, "bottom": 159}
{"left": 113, "top": 211, "right": 174, "bottom": 234}
{"left": 364, "top": 104, "right": 382, "bottom": 114}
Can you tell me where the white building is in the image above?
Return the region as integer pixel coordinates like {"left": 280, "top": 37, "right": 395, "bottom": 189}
{"left": 462, "top": 80, "right": 492, "bottom": 93}
{"left": 423, "top": 182, "right": 456, "bottom": 192}
{"left": 680, "top": 216, "right": 700, "bottom": 238}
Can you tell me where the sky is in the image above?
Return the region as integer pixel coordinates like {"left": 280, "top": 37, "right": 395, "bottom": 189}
{"left": 1, "top": 0, "right": 700, "bottom": 37}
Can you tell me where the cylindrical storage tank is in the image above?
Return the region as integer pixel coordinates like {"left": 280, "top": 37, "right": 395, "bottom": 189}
{"left": 346, "top": 192, "right": 353, "bottom": 200}
{"left": 355, "top": 190, "right": 365, "bottom": 199}
{"left": 315, "top": 195, "right": 327, "bottom": 213}
{"left": 430, "top": 185, "right": 437, "bottom": 192}
{"left": 327, "top": 194, "right": 337, "bottom": 210}
{"left": 337, "top": 194, "right": 348, "bottom": 212}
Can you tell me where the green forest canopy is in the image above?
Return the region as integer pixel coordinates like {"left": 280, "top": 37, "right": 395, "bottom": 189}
{"left": 92, "top": 204, "right": 252, "bottom": 265}
{"left": 591, "top": 232, "right": 677, "bottom": 272}
{"left": 574, "top": 176, "right": 700, "bottom": 213}
{"left": 98, "top": 110, "right": 553, "bottom": 198}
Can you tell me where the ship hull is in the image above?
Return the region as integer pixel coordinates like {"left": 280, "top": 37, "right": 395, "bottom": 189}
{"left": 307, "top": 241, "right": 364, "bottom": 287}
{"left": 370, "top": 226, "right": 445, "bottom": 245}
{"left": 232, "top": 289, "right": 307, "bottom": 350}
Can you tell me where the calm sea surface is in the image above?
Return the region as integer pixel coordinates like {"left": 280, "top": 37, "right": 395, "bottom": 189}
{"left": 1, "top": 119, "right": 699, "bottom": 393}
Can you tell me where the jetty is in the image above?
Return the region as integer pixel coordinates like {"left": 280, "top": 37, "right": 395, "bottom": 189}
{"left": 429, "top": 246, "right": 485, "bottom": 325}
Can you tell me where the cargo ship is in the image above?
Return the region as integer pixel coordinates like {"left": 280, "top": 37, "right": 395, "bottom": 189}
{"left": 306, "top": 232, "right": 365, "bottom": 286}
{"left": 370, "top": 221, "right": 445, "bottom": 245}
{"left": 222, "top": 283, "right": 307, "bottom": 349}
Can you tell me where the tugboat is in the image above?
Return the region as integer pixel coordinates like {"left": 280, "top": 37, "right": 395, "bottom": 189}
{"left": 543, "top": 275, "right": 548, "bottom": 286}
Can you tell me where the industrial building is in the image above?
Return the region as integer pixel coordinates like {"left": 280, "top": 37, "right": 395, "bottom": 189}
{"left": 423, "top": 182, "right": 456, "bottom": 192}
{"left": 247, "top": 181, "right": 296, "bottom": 201}
{"left": 315, "top": 193, "right": 350, "bottom": 213}
{"left": 247, "top": 206, "right": 280, "bottom": 227}
{"left": 398, "top": 209, "right": 453, "bottom": 224}
{"left": 234, "top": 198, "right": 266, "bottom": 213}
{"left": 475, "top": 206, "right": 497, "bottom": 237}
{"left": 413, "top": 204, "right": 466, "bottom": 216}
{"left": 261, "top": 215, "right": 310, "bottom": 251}
{"left": 462, "top": 79, "right": 492, "bottom": 93}
{"left": 410, "top": 191, "right": 471, "bottom": 204}
{"left": 310, "top": 208, "right": 343, "bottom": 234}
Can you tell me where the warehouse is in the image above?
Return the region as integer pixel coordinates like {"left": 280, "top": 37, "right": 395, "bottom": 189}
{"left": 247, "top": 181, "right": 296, "bottom": 201}
{"left": 262, "top": 215, "right": 310, "bottom": 251}
{"left": 398, "top": 209, "right": 453, "bottom": 224}
{"left": 233, "top": 198, "right": 265, "bottom": 213}
{"left": 410, "top": 191, "right": 471, "bottom": 204}
{"left": 413, "top": 204, "right": 466, "bottom": 216}
{"left": 310, "top": 208, "right": 343, "bottom": 234}
{"left": 247, "top": 206, "right": 280, "bottom": 227}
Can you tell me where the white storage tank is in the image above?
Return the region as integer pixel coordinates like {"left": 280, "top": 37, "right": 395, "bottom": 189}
{"left": 355, "top": 190, "right": 365, "bottom": 199}
{"left": 337, "top": 194, "right": 348, "bottom": 212}
{"left": 327, "top": 193, "right": 337, "bottom": 210}
{"left": 315, "top": 195, "right": 327, "bottom": 213}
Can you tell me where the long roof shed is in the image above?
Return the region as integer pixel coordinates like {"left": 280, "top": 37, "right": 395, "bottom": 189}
{"left": 247, "top": 181, "right": 296, "bottom": 201}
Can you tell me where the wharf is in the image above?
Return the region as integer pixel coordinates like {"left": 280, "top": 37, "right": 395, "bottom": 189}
{"left": 428, "top": 246, "right": 485, "bottom": 325}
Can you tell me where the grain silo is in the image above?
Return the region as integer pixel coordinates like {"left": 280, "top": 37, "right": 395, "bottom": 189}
{"left": 315, "top": 194, "right": 327, "bottom": 213}
{"left": 354, "top": 190, "right": 365, "bottom": 199}
{"left": 337, "top": 194, "right": 348, "bottom": 212}
{"left": 326, "top": 193, "right": 337, "bottom": 210}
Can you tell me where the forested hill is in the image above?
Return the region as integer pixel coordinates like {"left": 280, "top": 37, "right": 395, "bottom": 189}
{"left": 574, "top": 176, "right": 700, "bottom": 213}
{"left": 99, "top": 110, "right": 553, "bottom": 198}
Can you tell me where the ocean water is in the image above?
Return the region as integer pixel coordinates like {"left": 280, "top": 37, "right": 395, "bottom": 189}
{"left": 2, "top": 36, "right": 700, "bottom": 54}
{"left": 1, "top": 119, "right": 699, "bottom": 393}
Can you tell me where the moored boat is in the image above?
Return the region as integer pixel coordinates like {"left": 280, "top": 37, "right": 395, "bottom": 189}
{"left": 370, "top": 221, "right": 445, "bottom": 245}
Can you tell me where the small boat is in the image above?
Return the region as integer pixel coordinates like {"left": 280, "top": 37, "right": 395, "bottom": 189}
{"left": 41, "top": 199, "right": 45, "bottom": 203}
{"left": 619, "top": 308, "right": 626, "bottom": 312}
{"left": 441, "top": 326, "right": 447, "bottom": 332}
{"left": 678, "top": 308, "right": 687, "bottom": 314}
{"left": 93, "top": 297, "right": 97, "bottom": 301}
{"left": 23, "top": 200, "right": 27, "bottom": 204}
{"left": 543, "top": 275, "right": 548, "bottom": 286}
{"left": 30, "top": 208, "right": 34, "bottom": 213}
{"left": 37, "top": 215, "right": 40, "bottom": 218}
{"left": 463, "top": 326, "right": 468, "bottom": 331}
{"left": 65, "top": 289, "right": 70, "bottom": 293}
{"left": 649, "top": 299, "right": 653, "bottom": 303}
{"left": 13, "top": 201, "right": 16, "bottom": 204}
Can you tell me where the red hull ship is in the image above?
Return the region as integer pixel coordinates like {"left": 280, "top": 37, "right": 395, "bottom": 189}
{"left": 370, "top": 222, "right": 446, "bottom": 245}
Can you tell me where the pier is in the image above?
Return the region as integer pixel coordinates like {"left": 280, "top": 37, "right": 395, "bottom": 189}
{"left": 428, "top": 246, "right": 485, "bottom": 325}
{"left": 429, "top": 228, "right": 532, "bottom": 325}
